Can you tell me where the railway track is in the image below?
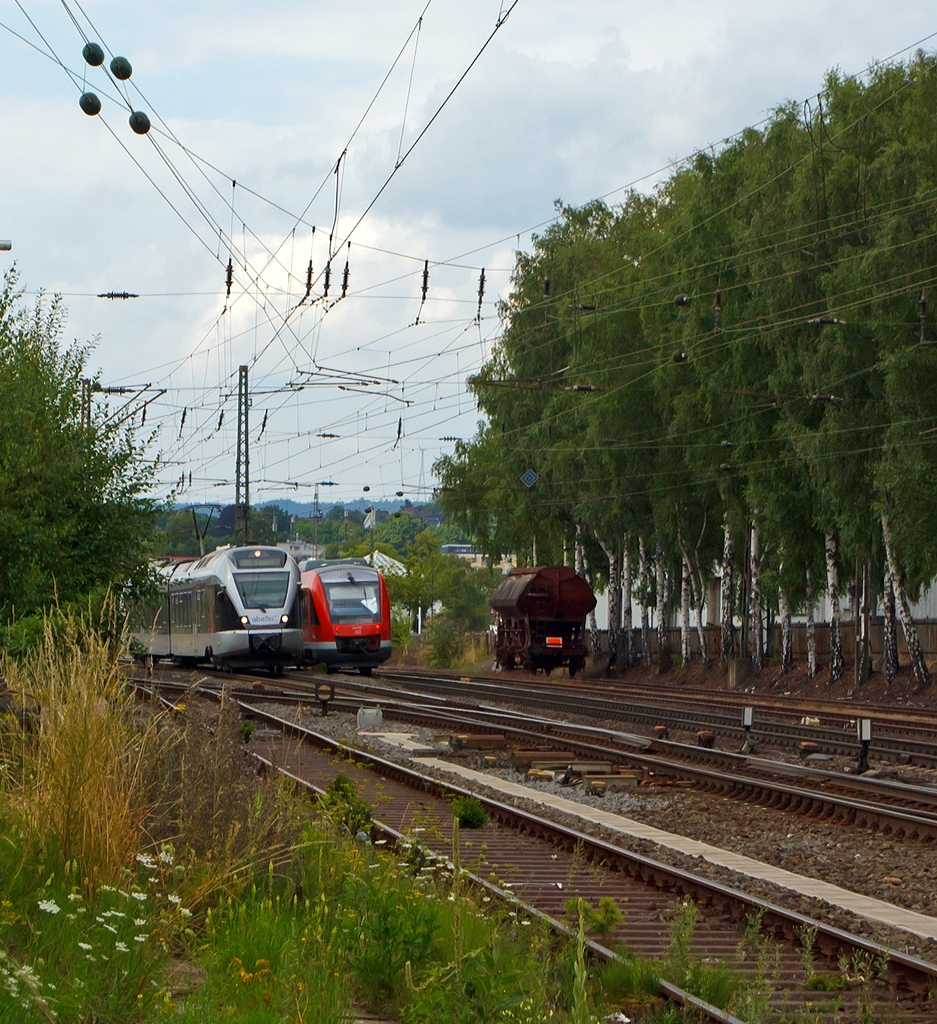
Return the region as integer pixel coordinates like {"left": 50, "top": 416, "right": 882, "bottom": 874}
{"left": 140, "top": 668, "right": 937, "bottom": 842}
{"left": 369, "top": 668, "right": 937, "bottom": 766}
{"left": 146, "top": 676, "right": 937, "bottom": 1022}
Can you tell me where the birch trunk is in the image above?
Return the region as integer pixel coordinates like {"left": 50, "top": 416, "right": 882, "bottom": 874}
{"left": 750, "top": 525, "right": 764, "bottom": 673}
{"left": 621, "top": 542, "right": 634, "bottom": 670}
{"left": 720, "top": 514, "right": 735, "bottom": 661}
{"left": 576, "top": 526, "right": 600, "bottom": 662}
{"left": 882, "top": 513, "right": 930, "bottom": 688}
{"left": 639, "top": 538, "right": 651, "bottom": 668}
{"left": 882, "top": 570, "right": 898, "bottom": 687}
{"left": 779, "top": 588, "right": 793, "bottom": 673}
{"left": 680, "top": 555, "right": 692, "bottom": 665}
{"left": 583, "top": 565, "right": 600, "bottom": 662}
{"left": 805, "top": 568, "right": 817, "bottom": 679}
{"left": 597, "top": 535, "right": 620, "bottom": 672}
{"left": 680, "top": 529, "right": 709, "bottom": 667}
{"left": 825, "top": 533, "right": 844, "bottom": 684}
{"left": 656, "top": 548, "right": 669, "bottom": 668}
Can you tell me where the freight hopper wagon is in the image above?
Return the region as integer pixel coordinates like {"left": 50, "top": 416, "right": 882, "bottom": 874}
{"left": 133, "top": 546, "right": 304, "bottom": 673}
{"left": 298, "top": 558, "right": 392, "bottom": 675}
{"left": 491, "top": 566, "right": 596, "bottom": 676}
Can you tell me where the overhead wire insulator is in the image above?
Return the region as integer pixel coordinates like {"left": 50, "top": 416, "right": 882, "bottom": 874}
{"left": 97, "top": 291, "right": 138, "bottom": 299}
{"left": 178, "top": 408, "right": 187, "bottom": 439}
{"left": 258, "top": 410, "right": 268, "bottom": 439}
{"left": 216, "top": 410, "right": 224, "bottom": 432}
{"left": 304, "top": 260, "right": 313, "bottom": 301}
{"left": 79, "top": 93, "right": 101, "bottom": 116}
{"left": 476, "top": 268, "right": 485, "bottom": 322}
{"left": 82, "top": 42, "right": 105, "bottom": 66}
{"left": 341, "top": 243, "right": 350, "bottom": 299}
{"left": 421, "top": 260, "right": 430, "bottom": 303}
{"left": 225, "top": 258, "right": 233, "bottom": 299}
{"left": 323, "top": 262, "right": 331, "bottom": 298}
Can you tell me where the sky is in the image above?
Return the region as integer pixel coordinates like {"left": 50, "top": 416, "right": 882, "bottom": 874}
{"left": 1, "top": 0, "right": 936, "bottom": 511}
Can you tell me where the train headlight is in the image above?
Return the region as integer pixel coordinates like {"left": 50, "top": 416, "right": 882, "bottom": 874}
{"left": 240, "top": 615, "right": 249, "bottom": 626}
{"left": 280, "top": 614, "right": 289, "bottom": 624}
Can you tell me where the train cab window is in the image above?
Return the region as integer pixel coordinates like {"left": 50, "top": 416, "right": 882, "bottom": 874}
{"left": 233, "top": 571, "right": 291, "bottom": 609}
{"left": 214, "top": 586, "right": 241, "bottom": 631}
{"left": 322, "top": 578, "right": 381, "bottom": 624}
{"left": 299, "top": 589, "right": 317, "bottom": 626}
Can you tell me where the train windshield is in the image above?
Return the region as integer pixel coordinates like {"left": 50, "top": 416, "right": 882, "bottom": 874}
{"left": 323, "top": 580, "right": 381, "bottom": 624}
{"left": 233, "top": 571, "right": 291, "bottom": 609}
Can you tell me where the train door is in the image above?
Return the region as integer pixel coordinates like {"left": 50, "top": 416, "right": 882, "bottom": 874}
{"left": 195, "top": 586, "right": 210, "bottom": 651}
{"left": 170, "top": 587, "right": 195, "bottom": 657}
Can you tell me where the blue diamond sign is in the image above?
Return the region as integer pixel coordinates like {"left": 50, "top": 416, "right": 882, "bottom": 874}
{"left": 521, "top": 469, "right": 539, "bottom": 488}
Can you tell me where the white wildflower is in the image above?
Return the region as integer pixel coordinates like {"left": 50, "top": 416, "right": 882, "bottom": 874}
{"left": 67, "top": 893, "right": 82, "bottom": 902}
{"left": 103, "top": 924, "right": 118, "bottom": 934}
{"left": 180, "top": 909, "right": 192, "bottom": 918}
{"left": 77, "top": 943, "right": 92, "bottom": 951}
{"left": 134, "top": 919, "right": 146, "bottom": 927}
{"left": 167, "top": 894, "right": 181, "bottom": 905}
{"left": 114, "top": 942, "right": 128, "bottom": 952}
{"left": 158, "top": 850, "right": 174, "bottom": 865}
{"left": 135, "top": 853, "right": 155, "bottom": 868}
{"left": 37, "top": 900, "right": 61, "bottom": 914}
{"left": 133, "top": 935, "right": 147, "bottom": 943}
{"left": 130, "top": 892, "right": 146, "bottom": 902}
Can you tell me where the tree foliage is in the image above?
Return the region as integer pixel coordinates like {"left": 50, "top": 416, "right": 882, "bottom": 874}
{"left": 435, "top": 53, "right": 937, "bottom": 681}
{"left": 0, "top": 272, "right": 157, "bottom": 620}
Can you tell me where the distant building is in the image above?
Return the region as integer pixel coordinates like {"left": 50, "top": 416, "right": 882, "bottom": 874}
{"left": 441, "top": 544, "right": 517, "bottom": 574}
{"left": 411, "top": 505, "right": 444, "bottom": 527}
{"left": 276, "top": 540, "right": 320, "bottom": 560}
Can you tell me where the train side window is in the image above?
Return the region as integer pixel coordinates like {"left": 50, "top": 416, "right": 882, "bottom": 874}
{"left": 305, "top": 589, "right": 318, "bottom": 626}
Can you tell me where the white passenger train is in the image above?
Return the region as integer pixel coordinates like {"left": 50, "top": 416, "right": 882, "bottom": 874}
{"left": 133, "top": 545, "right": 304, "bottom": 673}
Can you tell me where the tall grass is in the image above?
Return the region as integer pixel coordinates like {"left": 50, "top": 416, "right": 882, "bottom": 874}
{"left": 2, "top": 609, "right": 162, "bottom": 884}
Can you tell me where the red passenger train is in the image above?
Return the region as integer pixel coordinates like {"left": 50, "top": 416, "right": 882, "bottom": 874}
{"left": 298, "top": 558, "right": 392, "bottom": 674}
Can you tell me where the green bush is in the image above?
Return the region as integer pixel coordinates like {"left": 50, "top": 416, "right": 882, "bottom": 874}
{"left": 425, "top": 616, "right": 466, "bottom": 669}
{"left": 564, "top": 896, "right": 624, "bottom": 938}
{"left": 451, "top": 795, "right": 488, "bottom": 829}
{"left": 321, "top": 772, "right": 372, "bottom": 837}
